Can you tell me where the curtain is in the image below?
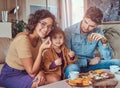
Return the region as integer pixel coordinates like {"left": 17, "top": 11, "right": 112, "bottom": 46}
{"left": 59, "top": 0, "right": 72, "bottom": 30}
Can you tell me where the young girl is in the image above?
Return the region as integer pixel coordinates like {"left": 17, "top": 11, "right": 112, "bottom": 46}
{"left": 41, "top": 27, "right": 78, "bottom": 79}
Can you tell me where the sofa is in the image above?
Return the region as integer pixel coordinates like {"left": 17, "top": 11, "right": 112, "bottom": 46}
{"left": 0, "top": 24, "right": 120, "bottom": 73}
{"left": 0, "top": 37, "right": 12, "bottom": 73}
{"left": 100, "top": 23, "right": 120, "bottom": 59}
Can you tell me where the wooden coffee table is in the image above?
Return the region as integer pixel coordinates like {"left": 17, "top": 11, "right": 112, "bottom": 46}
{"left": 39, "top": 69, "right": 120, "bottom": 88}
{"left": 38, "top": 78, "right": 120, "bottom": 88}
{"left": 38, "top": 79, "right": 92, "bottom": 88}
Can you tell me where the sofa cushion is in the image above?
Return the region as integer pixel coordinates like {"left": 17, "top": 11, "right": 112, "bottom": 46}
{"left": 104, "top": 28, "right": 120, "bottom": 59}
{"left": 0, "top": 37, "right": 11, "bottom": 64}
{"left": 100, "top": 24, "right": 120, "bottom": 59}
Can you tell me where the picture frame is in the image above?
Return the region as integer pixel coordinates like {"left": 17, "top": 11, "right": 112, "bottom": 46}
{"left": 87, "top": 0, "right": 120, "bottom": 24}
{"left": 30, "top": 5, "right": 58, "bottom": 18}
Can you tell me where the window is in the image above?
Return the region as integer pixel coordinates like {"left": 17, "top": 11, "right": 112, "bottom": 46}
{"left": 60, "top": 0, "right": 84, "bottom": 29}
{"left": 71, "top": 0, "right": 84, "bottom": 24}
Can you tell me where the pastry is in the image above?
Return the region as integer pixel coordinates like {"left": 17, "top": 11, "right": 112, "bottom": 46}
{"left": 68, "top": 80, "right": 77, "bottom": 86}
{"left": 74, "top": 78, "right": 83, "bottom": 83}
{"left": 95, "top": 69, "right": 104, "bottom": 74}
{"left": 88, "top": 36, "right": 92, "bottom": 41}
{"left": 82, "top": 80, "right": 90, "bottom": 86}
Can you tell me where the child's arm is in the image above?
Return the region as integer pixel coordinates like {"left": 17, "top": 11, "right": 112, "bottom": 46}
{"left": 49, "top": 61, "right": 57, "bottom": 69}
{"left": 63, "top": 45, "right": 78, "bottom": 64}
{"left": 68, "top": 50, "right": 75, "bottom": 60}
{"left": 42, "top": 50, "right": 58, "bottom": 72}
{"left": 49, "top": 58, "right": 62, "bottom": 69}
{"left": 67, "top": 50, "right": 78, "bottom": 64}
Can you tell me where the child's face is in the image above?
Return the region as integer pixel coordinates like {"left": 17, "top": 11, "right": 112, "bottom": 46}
{"left": 51, "top": 33, "right": 64, "bottom": 48}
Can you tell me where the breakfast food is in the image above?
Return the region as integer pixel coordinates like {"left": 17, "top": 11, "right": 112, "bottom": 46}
{"left": 82, "top": 79, "right": 90, "bottom": 86}
{"left": 94, "top": 69, "right": 104, "bottom": 74}
{"left": 68, "top": 80, "right": 77, "bottom": 86}
{"left": 66, "top": 69, "right": 115, "bottom": 87}
{"left": 88, "top": 36, "right": 108, "bottom": 44}
{"left": 74, "top": 78, "right": 83, "bottom": 83}
{"left": 101, "top": 38, "right": 108, "bottom": 44}
{"left": 88, "top": 36, "right": 93, "bottom": 41}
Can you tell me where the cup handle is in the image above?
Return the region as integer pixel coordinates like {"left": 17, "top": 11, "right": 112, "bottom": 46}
{"left": 118, "top": 68, "right": 120, "bottom": 71}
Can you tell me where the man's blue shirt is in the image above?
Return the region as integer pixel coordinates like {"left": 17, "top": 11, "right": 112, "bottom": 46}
{"left": 64, "top": 22, "right": 113, "bottom": 67}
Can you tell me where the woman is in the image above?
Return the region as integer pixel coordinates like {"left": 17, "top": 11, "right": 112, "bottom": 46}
{"left": 0, "top": 10, "right": 60, "bottom": 88}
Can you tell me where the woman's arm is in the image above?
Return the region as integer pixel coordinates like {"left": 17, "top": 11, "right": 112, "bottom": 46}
{"left": 21, "top": 49, "right": 42, "bottom": 77}
{"left": 21, "top": 37, "right": 52, "bottom": 77}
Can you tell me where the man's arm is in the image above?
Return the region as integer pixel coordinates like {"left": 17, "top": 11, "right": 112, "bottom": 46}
{"left": 97, "top": 30, "right": 113, "bottom": 60}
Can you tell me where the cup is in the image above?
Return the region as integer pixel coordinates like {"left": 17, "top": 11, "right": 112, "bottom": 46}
{"left": 1, "top": 11, "right": 8, "bottom": 22}
{"left": 68, "top": 71, "right": 79, "bottom": 80}
{"left": 110, "top": 65, "right": 120, "bottom": 73}
{"left": 115, "top": 71, "right": 120, "bottom": 80}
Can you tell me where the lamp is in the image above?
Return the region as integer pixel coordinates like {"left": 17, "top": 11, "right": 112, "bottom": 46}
{"left": 8, "top": 6, "right": 19, "bottom": 14}
{"left": 8, "top": 0, "right": 19, "bottom": 23}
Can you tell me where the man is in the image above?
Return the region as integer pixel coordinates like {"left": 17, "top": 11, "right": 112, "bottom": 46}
{"left": 64, "top": 7, "right": 120, "bottom": 78}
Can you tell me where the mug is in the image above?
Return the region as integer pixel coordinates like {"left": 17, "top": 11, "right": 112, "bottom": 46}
{"left": 110, "top": 65, "right": 120, "bottom": 73}
{"left": 68, "top": 71, "right": 79, "bottom": 80}
{"left": 115, "top": 71, "right": 120, "bottom": 80}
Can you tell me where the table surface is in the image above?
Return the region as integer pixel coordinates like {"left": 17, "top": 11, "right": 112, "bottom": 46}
{"left": 39, "top": 70, "right": 120, "bottom": 88}
{"left": 38, "top": 78, "right": 120, "bottom": 88}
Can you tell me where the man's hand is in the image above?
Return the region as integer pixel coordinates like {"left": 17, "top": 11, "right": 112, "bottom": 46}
{"left": 89, "top": 57, "right": 101, "bottom": 65}
{"left": 89, "top": 33, "right": 107, "bottom": 44}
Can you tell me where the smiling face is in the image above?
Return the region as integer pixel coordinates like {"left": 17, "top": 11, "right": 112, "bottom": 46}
{"left": 81, "top": 17, "right": 98, "bottom": 33}
{"left": 51, "top": 33, "right": 64, "bottom": 48}
{"left": 35, "top": 17, "right": 53, "bottom": 38}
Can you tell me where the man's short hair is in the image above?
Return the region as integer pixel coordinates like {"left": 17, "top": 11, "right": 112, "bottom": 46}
{"left": 85, "top": 7, "right": 103, "bottom": 24}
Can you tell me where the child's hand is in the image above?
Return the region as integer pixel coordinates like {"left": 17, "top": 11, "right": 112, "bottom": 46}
{"left": 68, "top": 50, "right": 75, "bottom": 58}
{"left": 54, "top": 58, "right": 62, "bottom": 66}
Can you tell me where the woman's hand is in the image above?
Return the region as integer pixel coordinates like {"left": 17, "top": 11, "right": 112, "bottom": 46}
{"left": 40, "top": 37, "right": 52, "bottom": 52}
{"left": 68, "top": 50, "right": 75, "bottom": 58}
{"left": 33, "top": 71, "right": 46, "bottom": 86}
{"left": 89, "top": 57, "right": 101, "bottom": 65}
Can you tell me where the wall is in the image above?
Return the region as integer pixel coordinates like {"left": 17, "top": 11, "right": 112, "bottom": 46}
{"left": 0, "top": 0, "right": 58, "bottom": 22}
{"left": 0, "top": 22, "right": 12, "bottom": 38}
{"left": 23, "top": 0, "right": 58, "bottom": 22}
{"left": 100, "top": 23, "right": 120, "bottom": 30}
{"left": 0, "top": 0, "right": 24, "bottom": 22}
